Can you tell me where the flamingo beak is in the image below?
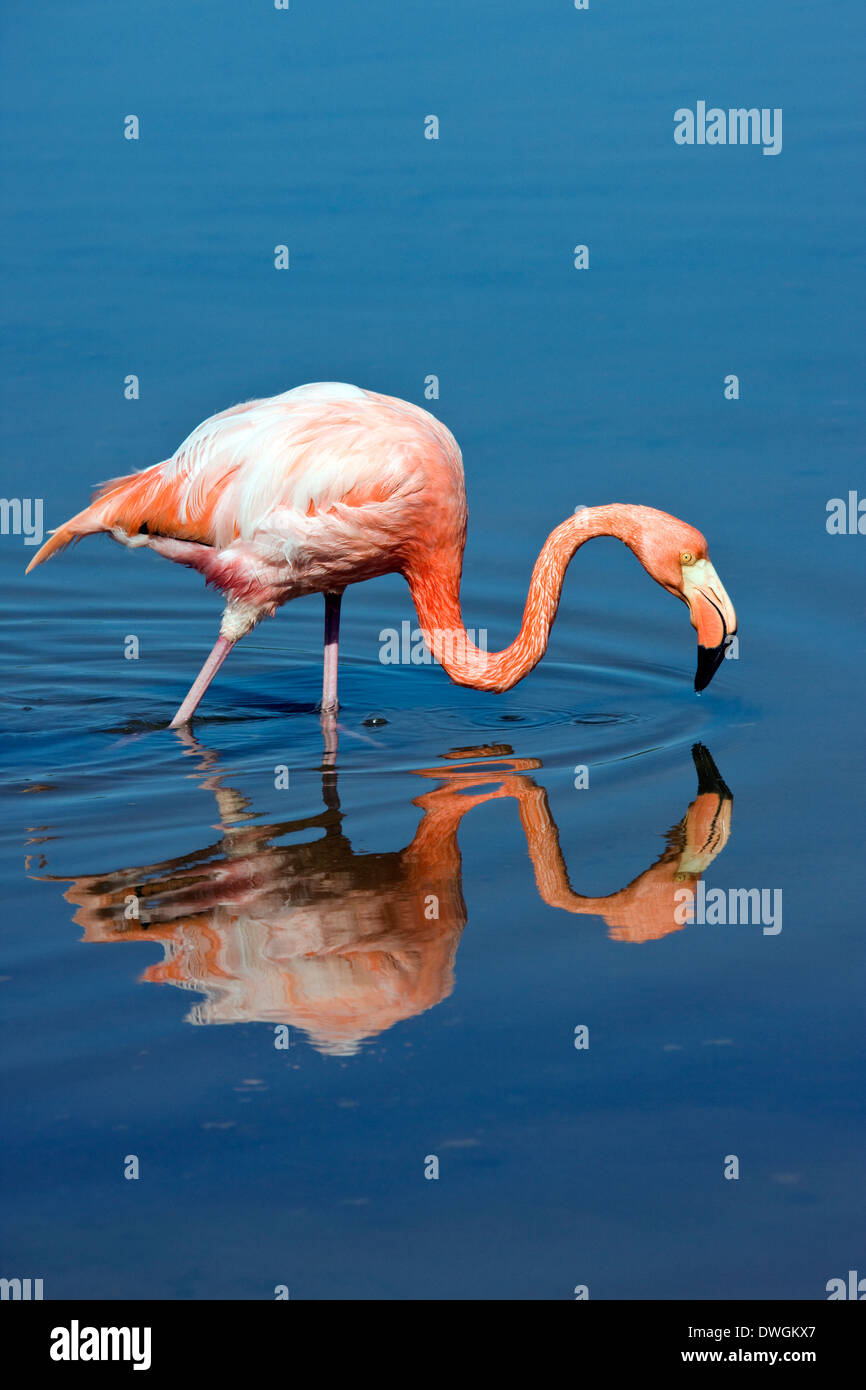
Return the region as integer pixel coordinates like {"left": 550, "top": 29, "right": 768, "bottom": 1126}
{"left": 682, "top": 559, "right": 737, "bottom": 692}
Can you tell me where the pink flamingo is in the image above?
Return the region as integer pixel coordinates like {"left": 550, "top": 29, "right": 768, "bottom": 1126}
{"left": 26, "top": 382, "right": 737, "bottom": 725}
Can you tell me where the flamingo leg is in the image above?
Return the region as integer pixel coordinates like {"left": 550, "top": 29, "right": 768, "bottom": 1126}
{"left": 320, "top": 590, "right": 342, "bottom": 714}
{"left": 169, "top": 634, "right": 235, "bottom": 728}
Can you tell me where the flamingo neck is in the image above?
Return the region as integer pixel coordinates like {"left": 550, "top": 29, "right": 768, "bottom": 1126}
{"left": 405, "top": 503, "right": 650, "bottom": 692}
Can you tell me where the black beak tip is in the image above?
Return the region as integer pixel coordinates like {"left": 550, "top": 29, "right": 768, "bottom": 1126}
{"left": 694, "top": 640, "right": 730, "bottom": 693}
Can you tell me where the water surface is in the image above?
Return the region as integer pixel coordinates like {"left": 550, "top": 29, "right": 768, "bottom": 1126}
{"left": 1, "top": 0, "right": 863, "bottom": 1299}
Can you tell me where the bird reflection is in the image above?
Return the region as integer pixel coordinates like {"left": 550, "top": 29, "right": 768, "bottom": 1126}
{"left": 30, "top": 741, "right": 732, "bottom": 1054}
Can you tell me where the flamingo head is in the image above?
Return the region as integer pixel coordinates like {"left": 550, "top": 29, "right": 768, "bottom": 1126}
{"left": 634, "top": 513, "right": 738, "bottom": 692}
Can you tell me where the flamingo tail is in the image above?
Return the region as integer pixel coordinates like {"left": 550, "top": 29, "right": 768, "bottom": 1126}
{"left": 25, "top": 467, "right": 176, "bottom": 574}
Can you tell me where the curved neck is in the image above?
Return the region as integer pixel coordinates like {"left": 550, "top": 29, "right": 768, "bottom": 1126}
{"left": 405, "top": 504, "right": 649, "bottom": 692}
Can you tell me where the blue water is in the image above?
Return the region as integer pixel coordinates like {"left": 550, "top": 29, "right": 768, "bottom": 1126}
{"left": 1, "top": 0, "right": 863, "bottom": 1299}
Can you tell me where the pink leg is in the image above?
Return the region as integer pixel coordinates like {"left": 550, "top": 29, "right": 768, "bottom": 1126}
{"left": 170, "top": 635, "right": 235, "bottom": 728}
{"left": 320, "top": 591, "right": 342, "bottom": 714}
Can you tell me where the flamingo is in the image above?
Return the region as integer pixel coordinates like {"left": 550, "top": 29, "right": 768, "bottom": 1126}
{"left": 25, "top": 382, "right": 737, "bottom": 724}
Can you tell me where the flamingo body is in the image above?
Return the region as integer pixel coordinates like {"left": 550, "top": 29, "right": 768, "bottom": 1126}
{"left": 30, "top": 382, "right": 464, "bottom": 624}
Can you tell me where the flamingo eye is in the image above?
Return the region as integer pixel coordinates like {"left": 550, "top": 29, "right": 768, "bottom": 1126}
{"left": 680, "top": 551, "right": 695, "bottom": 566}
